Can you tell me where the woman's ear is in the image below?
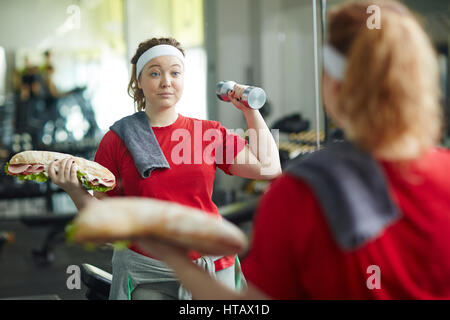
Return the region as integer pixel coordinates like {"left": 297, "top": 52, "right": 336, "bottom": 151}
{"left": 137, "top": 77, "right": 142, "bottom": 90}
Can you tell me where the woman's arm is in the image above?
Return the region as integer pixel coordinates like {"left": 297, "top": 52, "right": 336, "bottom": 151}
{"left": 228, "top": 87, "right": 282, "bottom": 180}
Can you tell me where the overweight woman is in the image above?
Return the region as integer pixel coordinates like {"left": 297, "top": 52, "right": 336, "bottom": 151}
{"left": 136, "top": 0, "right": 450, "bottom": 299}
{"left": 48, "top": 37, "right": 281, "bottom": 299}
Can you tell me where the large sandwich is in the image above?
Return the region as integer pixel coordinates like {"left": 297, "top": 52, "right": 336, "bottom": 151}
{"left": 69, "top": 197, "right": 248, "bottom": 256}
{"left": 4, "top": 150, "right": 116, "bottom": 192}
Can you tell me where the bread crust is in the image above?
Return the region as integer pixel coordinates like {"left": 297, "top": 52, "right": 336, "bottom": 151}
{"left": 9, "top": 150, "right": 115, "bottom": 181}
{"left": 73, "top": 197, "right": 248, "bottom": 256}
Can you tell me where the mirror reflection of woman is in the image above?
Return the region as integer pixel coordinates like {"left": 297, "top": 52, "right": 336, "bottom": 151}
{"left": 137, "top": 0, "right": 450, "bottom": 300}
{"left": 47, "top": 37, "right": 281, "bottom": 299}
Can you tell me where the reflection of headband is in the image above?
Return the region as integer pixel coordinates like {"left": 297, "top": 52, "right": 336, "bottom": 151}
{"left": 136, "top": 45, "right": 185, "bottom": 77}
{"left": 323, "top": 44, "right": 346, "bottom": 81}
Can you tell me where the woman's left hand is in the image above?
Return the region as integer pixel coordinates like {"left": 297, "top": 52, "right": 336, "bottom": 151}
{"left": 228, "top": 84, "right": 252, "bottom": 112}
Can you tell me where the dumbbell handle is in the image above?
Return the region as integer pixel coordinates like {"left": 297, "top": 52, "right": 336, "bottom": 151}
{"left": 216, "top": 81, "right": 266, "bottom": 110}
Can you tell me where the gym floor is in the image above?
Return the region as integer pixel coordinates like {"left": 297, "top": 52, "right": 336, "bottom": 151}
{"left": 0, "top": 220, "right": 113, "bottom": 300}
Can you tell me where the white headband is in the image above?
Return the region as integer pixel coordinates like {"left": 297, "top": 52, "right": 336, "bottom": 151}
{"left": 136, "top": 44, "right": 185, "bottom": 77}
{"left": 323, "top": 44, "right": 347, "bottom": 81}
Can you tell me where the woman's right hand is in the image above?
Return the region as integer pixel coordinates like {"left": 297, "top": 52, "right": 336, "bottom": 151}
{"left": 48, "top": 158, "right": 83, "bottom": 193}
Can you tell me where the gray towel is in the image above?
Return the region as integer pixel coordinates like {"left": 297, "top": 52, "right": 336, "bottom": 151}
{"left": 284, "top": 140, "right": 400, "bottom": 250}
{"left": 110, "top": 111, "right": 170, "bottom": 178}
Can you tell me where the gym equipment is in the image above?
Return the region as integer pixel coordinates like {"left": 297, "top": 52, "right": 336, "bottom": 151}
{"left": 81, "top": 263, "right": 112, "bottom": 300}
{"left": 271, "top": 113, "right": 310, "bottom": 133}
{"left": 0, "top": 231, "right": 14, "bottom": 255}
{"left": 21, "top": 214, "right": 75, "bottom": 266}
{"left": 216, "top": 81, "right": 266, "bottom": 110}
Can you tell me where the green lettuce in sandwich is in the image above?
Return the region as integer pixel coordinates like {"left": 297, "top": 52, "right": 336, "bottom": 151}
{"left": 5, "top": 150, "right": 116, "bottom": 192}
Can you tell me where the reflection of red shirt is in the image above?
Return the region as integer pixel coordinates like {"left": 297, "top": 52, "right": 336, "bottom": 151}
{"left": 94, "top": 113, "right": 247, "bottom": 271}
{"left": 242, "top": 148, "right": 450, "bottom": 299}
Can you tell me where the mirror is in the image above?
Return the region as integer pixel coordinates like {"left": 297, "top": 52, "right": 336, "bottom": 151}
{"left": 0, "top": 0, "right": 448, "bottom": 208}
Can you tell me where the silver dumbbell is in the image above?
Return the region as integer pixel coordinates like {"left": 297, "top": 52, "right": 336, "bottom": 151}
{"left": 216, "top": 80, "right": 266, "bottom": 110}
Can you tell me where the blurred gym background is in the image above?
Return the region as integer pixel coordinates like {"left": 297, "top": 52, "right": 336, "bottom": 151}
{"left": 0, "top": 0, "right": 448, "bottom": 299}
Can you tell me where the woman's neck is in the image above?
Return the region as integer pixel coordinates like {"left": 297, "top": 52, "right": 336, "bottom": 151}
{"left": 145, "top": 106, "right": 178, "bottom": 127}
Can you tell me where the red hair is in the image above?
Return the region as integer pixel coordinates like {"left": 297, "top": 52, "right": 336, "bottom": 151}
{"left": 328, "top": 0, "right": 442, "bottom": 160}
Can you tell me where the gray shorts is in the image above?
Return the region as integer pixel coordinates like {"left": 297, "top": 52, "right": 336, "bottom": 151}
{"left": 131, "top": 264, "right": 235, "bottom": 300}
{"left": 109, "top": 248, "right": 237, "bottom": 300}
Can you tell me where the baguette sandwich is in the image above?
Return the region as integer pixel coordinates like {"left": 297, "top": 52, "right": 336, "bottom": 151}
{"left": 69, "top": 197, "right": 248, "bottom": 256}
{"left": 4, "top": 150, "right": 116, "bottom": 192}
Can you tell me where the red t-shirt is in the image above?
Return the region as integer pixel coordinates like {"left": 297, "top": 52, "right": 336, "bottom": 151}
{"left": 242, "top": 148, "right": 450, "bottom": 299}
{"left": 94, "top": 113, "right": 247, "bottom": 271}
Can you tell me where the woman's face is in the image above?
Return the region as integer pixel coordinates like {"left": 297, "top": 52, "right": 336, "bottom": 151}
{"left": 138, "top": 55, "right": 184, "bottom": 110}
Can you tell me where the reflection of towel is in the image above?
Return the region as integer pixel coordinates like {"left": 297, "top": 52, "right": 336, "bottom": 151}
{"left": 110, "top": 112, "right": 170, "bottom": 178}
{"left": 285, "top": 140, "right": 400, "bottom": 250}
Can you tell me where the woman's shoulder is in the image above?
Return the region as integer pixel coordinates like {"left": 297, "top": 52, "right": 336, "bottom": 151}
{"left": 94, "top": 130, "right": 125, "bottom": 163}
{"left": 431, "top": 146, "right": 450, "bottom": 159}
{"left": 98, "top": 130, "right": 126, "bottom": 149}
{"left": 418, "top": 147, "right": 450, "bottom": 175}
{"left": 101, "top": 129, "right": 121, "bottom": 141}
{"left": 179, "top": 114, "right": 222, "bottom": 130}
{"left": 268, "top": 174, "right": 316, "bottom": 199}
{"left": 380, "top": 146, "right": 450, "bottom": 173}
